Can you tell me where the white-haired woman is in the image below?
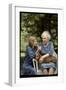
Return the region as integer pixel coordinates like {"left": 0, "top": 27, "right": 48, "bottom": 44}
{"left": 39, "top": 31, "right": 57, "bottom": 75}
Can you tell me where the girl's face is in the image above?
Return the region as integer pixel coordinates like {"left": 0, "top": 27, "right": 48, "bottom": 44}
{"left": 33, "top": 39, "right": 38, "bottom": 47}
{"left": 42, "top": 35, "right": 49, "bottom": 44}
{"left": 29, "top": 36, "right": 38, "bottom": 47}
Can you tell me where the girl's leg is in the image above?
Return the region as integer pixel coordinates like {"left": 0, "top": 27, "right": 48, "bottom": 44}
{"left": 23, "top": 65, "right": 37, "bottom": 75}
{"left": 49, "top": 67, "right": 54, "bottom": 75}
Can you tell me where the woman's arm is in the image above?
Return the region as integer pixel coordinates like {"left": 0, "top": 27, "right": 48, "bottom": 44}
{"left": 48, "top": 42, "right": 54, "bottom": 55}
{"left": 39, "top": 42, "right": 54, "bottom": 63}
{"left": 39, "top": 53, "right": 49, "bottom": 63}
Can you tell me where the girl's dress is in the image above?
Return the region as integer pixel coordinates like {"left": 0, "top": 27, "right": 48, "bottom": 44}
{"left": 22, "top": 46, "right": 37, "bottom": 75}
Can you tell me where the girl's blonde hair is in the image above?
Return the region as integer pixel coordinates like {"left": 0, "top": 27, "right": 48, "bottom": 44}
{"left": 28, "top": 36, "right": 36, "bottom": 47}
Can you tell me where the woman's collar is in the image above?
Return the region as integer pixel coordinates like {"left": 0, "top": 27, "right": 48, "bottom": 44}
{"left": 42, "top": 41, "right": 49, "bottom": 46}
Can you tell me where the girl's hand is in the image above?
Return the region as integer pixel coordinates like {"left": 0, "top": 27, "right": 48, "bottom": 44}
{"left": 38, "top": 46, "right": 41, "bottom": 51}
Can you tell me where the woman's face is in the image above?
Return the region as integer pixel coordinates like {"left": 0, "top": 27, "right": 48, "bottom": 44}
{"left": 42, "top": 35, "right": 49, "bottom": 44}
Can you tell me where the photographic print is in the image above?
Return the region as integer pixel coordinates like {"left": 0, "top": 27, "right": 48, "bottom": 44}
{"left": 20, "top": 12, "right": 58, "bottom": 78}
{"left": 9, "top": 4, "right": 63, "bottom": 85}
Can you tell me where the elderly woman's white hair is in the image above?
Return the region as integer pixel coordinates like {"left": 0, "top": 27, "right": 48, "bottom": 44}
{"left": 41, "top": 31, "right": 51, "bottom": 40}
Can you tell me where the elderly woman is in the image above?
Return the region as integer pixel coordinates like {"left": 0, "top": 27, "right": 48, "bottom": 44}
{"left": 39, "top": 31, "right": 57, "bottom": 75}
{"left": 22, "top": 36, "right": 38, "bottom": 75}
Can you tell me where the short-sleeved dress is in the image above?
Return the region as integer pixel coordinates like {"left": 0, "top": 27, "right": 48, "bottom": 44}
{"left": 40, "top": 41, "right": 57, "bottom": 69}
{"left": 22, "top": 46, "right": 37, "bottom": 75}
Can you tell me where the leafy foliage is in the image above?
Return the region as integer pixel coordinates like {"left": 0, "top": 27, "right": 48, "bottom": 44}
{"left": 20, "top": 12, "right": 58, "bottom": 54}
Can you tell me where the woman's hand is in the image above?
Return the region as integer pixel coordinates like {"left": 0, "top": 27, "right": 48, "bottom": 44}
{"left": 39, "top": 53, "right": 49, "bottom": 63}
{"left": 39, "top": 56, "right": 44, "bottom": 63}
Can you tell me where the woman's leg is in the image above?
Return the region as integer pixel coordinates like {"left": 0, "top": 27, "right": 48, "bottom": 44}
{"left": 49, "top": 67, "right": 54, "bottom": 75}
{"left": 40, "top": 63, "right": 56, "bottom": 75}
{"left": 43, "top": 69, "right": 48, "bottom": 75}
{"left": 54, "top": 68, "right": 57, "bottom": 75}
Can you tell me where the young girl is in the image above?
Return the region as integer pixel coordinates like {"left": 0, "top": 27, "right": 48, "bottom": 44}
{"left": 22, "top": 36, "right": 38, "bottom": 75}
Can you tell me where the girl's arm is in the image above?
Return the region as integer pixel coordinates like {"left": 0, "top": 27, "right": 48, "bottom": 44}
{"left": 27, "top": 47, "right": 35, "bottom": 59}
